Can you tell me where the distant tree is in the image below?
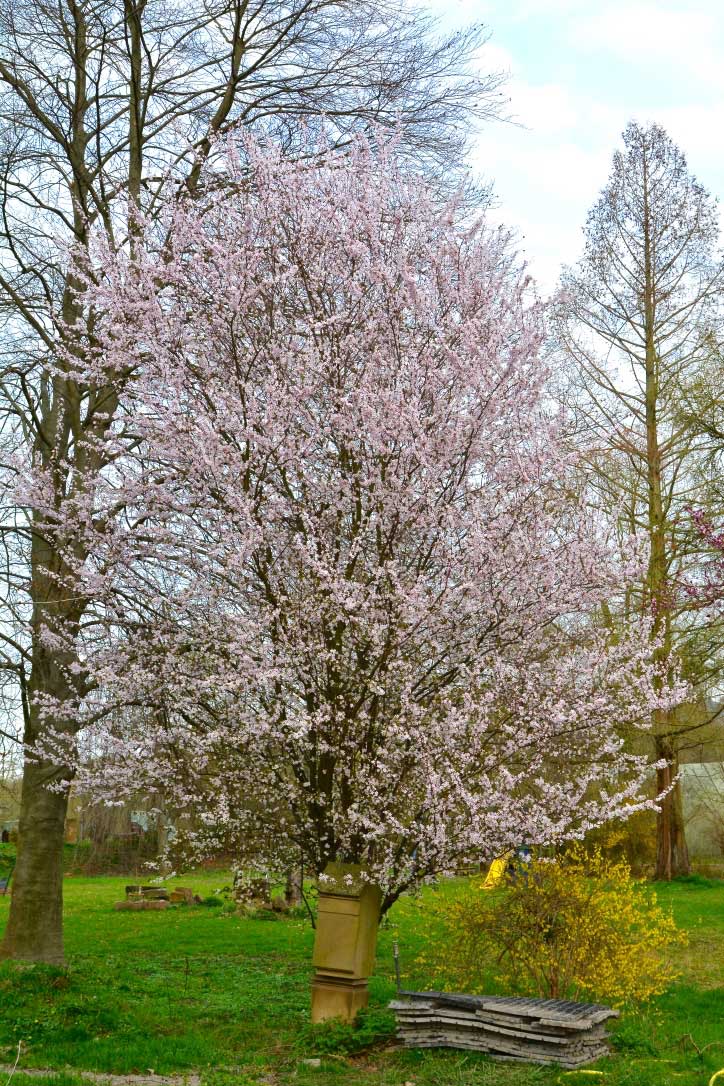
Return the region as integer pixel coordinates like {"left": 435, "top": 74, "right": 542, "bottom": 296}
{"left": 65, "top": 135, "right": 679, "bottom": 913}
{"left": 0, "top": 0, "right": 506, "bottom": 963}
{"left": 555, "top": 121, "right": 724, "bottom": 880}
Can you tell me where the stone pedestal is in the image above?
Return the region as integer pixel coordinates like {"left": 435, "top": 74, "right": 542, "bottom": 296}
{"left": 310, "top": 863, "right": 382, "bottom": 1023}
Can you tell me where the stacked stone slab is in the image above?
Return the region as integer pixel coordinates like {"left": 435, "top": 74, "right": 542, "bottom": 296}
{"left": 389, "top": 991, "right": 618, "bottom": 1068}
{"left": 114, "top": 885, "right": 198, "bottom": 911}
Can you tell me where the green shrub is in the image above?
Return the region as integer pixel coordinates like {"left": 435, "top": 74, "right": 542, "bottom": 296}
{"left": 0, "top": 842, "right": 16, "bottom": 868}
{"left": 299, "top": 1008, "right": 395, "bottom": 1055}
{"left": 671, "top": 873, "right": 718, "bottom": 889}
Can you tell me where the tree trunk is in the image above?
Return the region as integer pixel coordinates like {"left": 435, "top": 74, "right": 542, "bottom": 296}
{"left": 654, "top": 741, "right": 691, "bottom": 880}
{"left": 0, "top": 756, "right": 69, "bottom": 964}
{"left": 640, "top": 154, "right": 691, "bottom": 882}
{"left": 1, "top": 527, "right": 80, "bottom": 964}
{"left": 285, "top": 865, "right": 303, "bottom": 907}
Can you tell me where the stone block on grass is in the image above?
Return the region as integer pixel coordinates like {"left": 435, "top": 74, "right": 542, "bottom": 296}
{"left": 114, "top": 899, "right": 170, "bottom": 911}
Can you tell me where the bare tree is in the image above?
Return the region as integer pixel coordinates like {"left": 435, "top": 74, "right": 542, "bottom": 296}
{"left": 0, "top": 0, "right": 506, "bottom": 963}
{"left": 555, "top": 121, "right": 724, "bottom": 880}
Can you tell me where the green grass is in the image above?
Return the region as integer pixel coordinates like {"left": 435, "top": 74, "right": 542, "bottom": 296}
{"left": 0, "top": 872, "right": 722, "bottom": 1086}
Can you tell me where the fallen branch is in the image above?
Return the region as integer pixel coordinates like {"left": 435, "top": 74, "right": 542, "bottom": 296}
{"left": 678, "top": 1034, "right": 724, "bottom": 1058}
{"left": 3, "top": 1042, "right": 21, "bottom": 1086}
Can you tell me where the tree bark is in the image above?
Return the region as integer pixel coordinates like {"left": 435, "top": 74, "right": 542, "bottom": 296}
{"left": 1, "top": 526, "right": 82, "bottom": 963}
{"left": 285, "top": 865, "right": 303, "bottom": 907}
{"left": 654, "top": 739, "right": 691, "bottom": 880}
{"left": 0, "top": 757, "right": 69, "bottom": 963}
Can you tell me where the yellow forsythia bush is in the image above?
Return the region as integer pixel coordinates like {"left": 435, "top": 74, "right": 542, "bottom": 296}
{"left": 418, "top": 845, "right": 685, "bottom": 1006}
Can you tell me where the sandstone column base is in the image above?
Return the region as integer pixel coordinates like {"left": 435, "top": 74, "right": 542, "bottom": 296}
{"left": 311, "top": 975, "right": 370, "bottom": 1023}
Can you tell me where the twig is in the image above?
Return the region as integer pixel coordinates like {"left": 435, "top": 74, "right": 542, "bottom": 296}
{"left": 4, "top": 1041, "right": 21, "bottom": 1086}
{"left": 299, "top": 878, "right": 316, "bottom": 930}
{"left": 679, "top": 1033, "right": 724, "bottom": 1058}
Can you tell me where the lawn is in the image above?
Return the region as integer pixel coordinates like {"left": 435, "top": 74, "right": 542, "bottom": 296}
{"left": 0, "top": 871, "right": 722, "bottom": 1086}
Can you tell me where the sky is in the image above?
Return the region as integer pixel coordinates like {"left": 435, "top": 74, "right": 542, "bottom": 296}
{"left": 423, "top": 0, "right": 724, "bottom": 292}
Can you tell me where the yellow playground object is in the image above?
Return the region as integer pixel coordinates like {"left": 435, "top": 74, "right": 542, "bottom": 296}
{"left": 482, "top": 851, "right": 513, "bottom": 889}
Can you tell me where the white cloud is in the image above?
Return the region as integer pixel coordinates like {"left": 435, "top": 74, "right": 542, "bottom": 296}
{"left": 569, "top": 3, "right": 724, "bottom": 88}
{"left": 508, "top": 0, "right": 592, "bottom": 17}
{"left": 474, "top": 135, "right": 611, "bottom": 290}
{"left": 652, "top": 104, "right": 724, "bottom": 175}
{"left": 507, "top": 81, "right": 580, "bottom": 134}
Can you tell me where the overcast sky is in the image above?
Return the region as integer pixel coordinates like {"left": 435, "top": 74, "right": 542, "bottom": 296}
{"left": 424, "top": 0, "right": 724, "bottom": 292}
